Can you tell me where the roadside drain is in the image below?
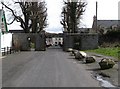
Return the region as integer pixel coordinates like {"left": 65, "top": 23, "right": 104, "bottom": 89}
{"left": 92, "top": 73, "right": 119, "bottom": 89}
{"left": 96, "top": 75, "right": 115, "bottom": 87}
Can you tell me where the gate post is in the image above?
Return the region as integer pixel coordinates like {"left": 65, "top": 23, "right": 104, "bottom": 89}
{"left": 63, "top": 31, "right": 67, "bottom": 51}
{"left": 35, "top": 30, "right": 46, "bottom": 51}
{"left": 63, "top": 32, "right": 74, "bottom": 51}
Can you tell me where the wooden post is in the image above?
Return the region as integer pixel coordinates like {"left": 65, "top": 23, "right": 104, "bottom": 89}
{"left": 7, "top": 46, "right": 9, "bottom": 54}
{"left": 2, "top": 47, "right": 6, "bottom": 56}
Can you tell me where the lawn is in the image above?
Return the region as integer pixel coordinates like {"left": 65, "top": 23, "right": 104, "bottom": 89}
{"left": 86, "top": 47, "right": 120, "bottom": 59}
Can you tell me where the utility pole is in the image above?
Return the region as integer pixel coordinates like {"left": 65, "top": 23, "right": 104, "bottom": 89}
{"left": 96, "top": 1, "right": 98, "bottom": 33}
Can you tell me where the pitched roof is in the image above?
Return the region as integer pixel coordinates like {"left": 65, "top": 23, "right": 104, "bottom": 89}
{"left": 97, "top": 20, "right": 120, "bottom": 28}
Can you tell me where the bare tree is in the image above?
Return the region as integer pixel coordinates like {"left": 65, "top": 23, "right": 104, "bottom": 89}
{"left": 1, "top": 0, "right": 47, "bottom": 33}
{"left": 60, "top": 0, "right": 87, "bottom": 33}
{"left": 29, "top": 1, "right": 47, "bottom": 33}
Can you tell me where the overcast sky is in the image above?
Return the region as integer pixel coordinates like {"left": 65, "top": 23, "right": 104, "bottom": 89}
{"left": 45, "top": 0, "right": 120, "bottom": 33}
{"left": 0, "top": 0, "right": 120, "bottom": 33}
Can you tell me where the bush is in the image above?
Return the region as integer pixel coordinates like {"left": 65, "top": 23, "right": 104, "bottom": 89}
{"left": 99, "top": 30, "right": 120, "bottom": 47}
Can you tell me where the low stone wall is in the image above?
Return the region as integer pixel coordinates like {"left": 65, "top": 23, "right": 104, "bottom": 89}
{"left": 63, "top": 32, "right": 98, "bottom": 51}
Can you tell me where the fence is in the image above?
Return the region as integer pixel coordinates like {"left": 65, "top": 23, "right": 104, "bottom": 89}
{"left": 1, "top": 33, "right": 13, "bottom": 56}
{"left": 1, "top": 47, "right": 15, "bottom": 56}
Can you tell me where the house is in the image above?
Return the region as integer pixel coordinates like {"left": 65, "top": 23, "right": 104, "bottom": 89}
{"left": 0, "top": 9, "right": 12, "bottom": 54}
{"left": 92, "top": 16, "right": 120, "bottom": 34}
{"left": 52, "top": 37, "right": 63, "bottom": 46}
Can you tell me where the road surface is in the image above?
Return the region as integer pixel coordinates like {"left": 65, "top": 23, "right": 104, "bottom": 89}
{"left": 2, "top": 48, "right": 100, "bottom": 87}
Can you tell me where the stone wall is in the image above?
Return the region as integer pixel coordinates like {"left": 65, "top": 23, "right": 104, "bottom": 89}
{"left": 12, "top": 33, "right": 30, "bottom": 51}
{"left": 80, "top": 33, "right": 98, "bottom": 50}
{"left": 63, "top": 32, "right": 98, "bottom": 51}
{"left": 12, "top": 32, "right": 46, "bottom": 51}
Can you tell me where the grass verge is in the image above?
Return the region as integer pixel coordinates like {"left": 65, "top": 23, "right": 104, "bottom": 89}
{"left": 85, "top": 47, "right": 120, "bottom": 60}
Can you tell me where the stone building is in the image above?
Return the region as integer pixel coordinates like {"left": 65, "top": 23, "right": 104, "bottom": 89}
{"left": 92, "top": 16, "right": 120, "bottom": 34}
{"left": 46, "top": 37, "right": 63, "bottom": 46}
{"left": 52, "top": 37, "right": 63, "bottom": 46}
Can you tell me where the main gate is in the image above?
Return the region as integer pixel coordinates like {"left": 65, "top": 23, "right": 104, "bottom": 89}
{"left": 12, "top": 32, "right": 98, "bottom": 51}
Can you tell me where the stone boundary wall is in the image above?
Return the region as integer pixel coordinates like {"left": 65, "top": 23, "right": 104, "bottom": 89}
{"left": 12, "top": 32, "right": 46, "bottom": 51}
{"left": 63, "top": 33, "right": 98, "bottom": 51}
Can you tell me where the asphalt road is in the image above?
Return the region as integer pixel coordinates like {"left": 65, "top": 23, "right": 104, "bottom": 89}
{"left": 2, "top": 48, "right": 100, "bottom": 87}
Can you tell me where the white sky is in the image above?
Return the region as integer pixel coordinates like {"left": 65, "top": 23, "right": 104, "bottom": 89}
{"left": 83, "top": 0, "right": 119, "bottom": 28}
{"left": 0, "top": 0, "right": 120, "bottom": 33}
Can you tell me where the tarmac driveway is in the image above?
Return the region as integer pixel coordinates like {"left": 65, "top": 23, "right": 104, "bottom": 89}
{"left": 2, "top": 49, "right": 100, "bottom": 87}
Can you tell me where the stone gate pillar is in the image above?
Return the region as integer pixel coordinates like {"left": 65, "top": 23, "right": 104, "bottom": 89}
{"left": 63, "top": 32, "right": 74, "bottom": 51}
{"left": 35, "top": 31, "right": 46, "bottom": 51}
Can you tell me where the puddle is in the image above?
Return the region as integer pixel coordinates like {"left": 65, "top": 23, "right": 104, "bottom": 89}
{"left": 96, "top": 75, "right": 115, "bottom": 87}
{"left": 93, "top": 73, "right": 119, "bottom": 89}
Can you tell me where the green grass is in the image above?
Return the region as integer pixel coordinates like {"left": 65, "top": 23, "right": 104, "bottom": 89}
{"left": 86, "top": 47, "right": 120, "bottom": 59}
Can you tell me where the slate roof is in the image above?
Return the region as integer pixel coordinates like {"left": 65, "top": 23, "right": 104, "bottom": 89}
{"left": 97, "top": 20, "right": 120, "bottom": 28}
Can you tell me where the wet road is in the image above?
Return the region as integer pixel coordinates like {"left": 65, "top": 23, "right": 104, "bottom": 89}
{"left": 2, "top": 49, "right": 100, "bottom": 87}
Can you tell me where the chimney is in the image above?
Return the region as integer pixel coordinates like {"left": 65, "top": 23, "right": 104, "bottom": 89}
{"left": 96, "top": 1, "right": 98, "bottom": 33}
{"left": 92, "top": 15, "right": 97, "bottom": 29}
{"left": 93, "top": 15, "right": 96, "bottom": 21}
